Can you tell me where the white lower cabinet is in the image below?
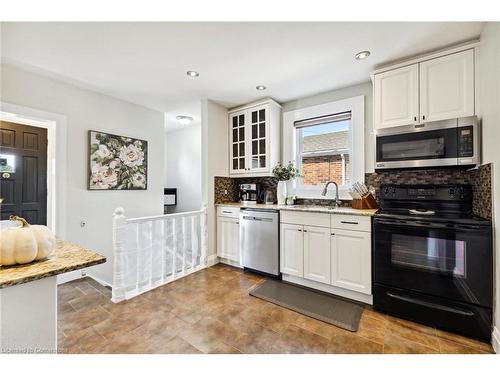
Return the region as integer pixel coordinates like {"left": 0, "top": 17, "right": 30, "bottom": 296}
{"left": 331, "top": 229, "right": 371, "bottom": 294}
{"left": 280, "top": 212, "right": 372, "bottom": 302}
{"left": 303, "top": 226, "right": 331, "bottom": 284}
{"left": 217, "top": 216, "right": 240, "bottom": 262}
{"left": 280, "top": 223, "right": 304, "bottom": 277}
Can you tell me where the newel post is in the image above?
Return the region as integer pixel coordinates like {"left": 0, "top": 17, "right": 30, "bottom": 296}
{"left": 111, "top": 207, "right": 127, "bottom": 303}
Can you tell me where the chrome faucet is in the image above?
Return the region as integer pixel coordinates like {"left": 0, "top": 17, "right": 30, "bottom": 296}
{"left": 321, "top": 181, "right": 341, "bottom": 207}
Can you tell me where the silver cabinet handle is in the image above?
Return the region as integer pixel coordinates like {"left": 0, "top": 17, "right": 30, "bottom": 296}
{"left": 222, "top": 210, "right": 232, "bottom": 214}
{"left": 341, "top": 221, "right": 358, "bottom": 225}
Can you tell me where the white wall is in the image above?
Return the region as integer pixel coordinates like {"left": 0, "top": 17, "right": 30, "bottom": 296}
{"left": 477, "top": 22, "right": 500, "bottom": 349}
{"left": 165, "top": 124, "right": 202, "bottom": 213}
{"left": 282, "top": 81, "right": 374, "bottom": 174}
{"left": 201, "top": 99, "right": 228, "bottom": 260}
{"left": 0, "top": 64, "right": 165, "bottom": 285}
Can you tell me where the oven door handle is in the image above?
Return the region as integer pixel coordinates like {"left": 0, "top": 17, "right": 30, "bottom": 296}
{"left": 386, "top": 292, "right": 475, "bottom": 316}
{"left": 375, "top": 219, "right": 451, "bottom": 229}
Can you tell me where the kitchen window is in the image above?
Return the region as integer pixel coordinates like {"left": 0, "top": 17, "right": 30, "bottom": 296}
{"left": 295, "top": 112, "right": 352, "bottom": 188}
{"left": 282, "top": 95, "right": 364, "bottom": 199}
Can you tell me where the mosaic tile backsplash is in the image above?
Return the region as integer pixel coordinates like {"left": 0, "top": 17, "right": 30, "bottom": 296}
{"left": 215, "top": 163, "right": 492, "bottom": 219}
{"left": 364, "top": 164, "right": 492, "bottom": 219}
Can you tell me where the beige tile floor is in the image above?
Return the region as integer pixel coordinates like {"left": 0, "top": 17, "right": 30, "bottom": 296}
{"left": 57, "top": 264, "right": 494, "bottom": 354}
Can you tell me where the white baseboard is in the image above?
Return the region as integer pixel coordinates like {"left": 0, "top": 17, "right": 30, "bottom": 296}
{"left": 57, "top": 270, "right": 84, "bottom": 285}
{"left": 87, "top": 273, "right": 113, "bottom": 288}
{"left": 218, "top": 257, "right": 243, "bottom": 269}
{"left": 206, "top": 254, "right": 219, "bottom": 267}
{"left": 492, "top": 326, "right": 500, "bottom": 354}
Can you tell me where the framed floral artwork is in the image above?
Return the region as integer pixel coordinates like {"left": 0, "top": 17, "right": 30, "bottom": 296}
{"left": 88, "top": 130, "right": 148, "bottom": 190}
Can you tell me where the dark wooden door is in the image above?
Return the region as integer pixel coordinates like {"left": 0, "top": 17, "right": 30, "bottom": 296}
{"left": 0, "top": 121, "right": 48, "bottom": 225}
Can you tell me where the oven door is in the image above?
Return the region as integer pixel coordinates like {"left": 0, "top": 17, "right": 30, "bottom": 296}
{"left": 373, "top": 218, "right": 492, "bottom": 308}
{"left": 375, "top": 124, "right": 458, "bottom": 169}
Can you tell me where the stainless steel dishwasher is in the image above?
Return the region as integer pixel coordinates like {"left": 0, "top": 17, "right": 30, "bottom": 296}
{"left": 239, "top": 207, "right": 280, "bottom": 276}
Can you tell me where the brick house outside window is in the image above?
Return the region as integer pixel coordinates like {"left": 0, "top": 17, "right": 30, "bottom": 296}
{"left": 301, "top": 130, "right": 350, "bottom": 186}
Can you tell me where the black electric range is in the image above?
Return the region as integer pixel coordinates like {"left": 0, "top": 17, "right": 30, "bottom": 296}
{"left": 372, "top": 184, "right": 493, "bottom": 342}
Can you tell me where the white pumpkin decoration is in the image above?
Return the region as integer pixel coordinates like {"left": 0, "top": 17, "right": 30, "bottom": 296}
{"left": 0, "top": 216, "right": 56, "bottom": 266}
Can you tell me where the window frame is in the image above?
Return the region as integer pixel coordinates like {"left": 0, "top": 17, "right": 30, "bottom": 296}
{"left": 282, "top": 95, "right": 365, "bottom": 200}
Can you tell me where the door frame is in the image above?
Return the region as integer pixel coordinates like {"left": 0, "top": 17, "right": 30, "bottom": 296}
{"left": 1, "top": 102, "right": 67, "bottom": 238}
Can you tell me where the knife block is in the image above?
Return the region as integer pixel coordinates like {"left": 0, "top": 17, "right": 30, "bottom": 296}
{"left": 351, "top": 193, "right": 378, "bottom": 209}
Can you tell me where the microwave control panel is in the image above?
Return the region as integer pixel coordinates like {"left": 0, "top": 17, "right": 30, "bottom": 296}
{"left": 458, "top": 126, "right": 474, "bottom": 157}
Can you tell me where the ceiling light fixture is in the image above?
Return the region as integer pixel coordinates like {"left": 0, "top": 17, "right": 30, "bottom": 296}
{"left": 186, "top": 70, "right": 199, "bottom": 78}
{"left": 176, "top": 115, "right": 194, "bottom": 125}
{"left": 256, "top": 85, "right": 267, "bottom": 91}
{"left": 355, "top": 51, "right": 371, "bottom": 60}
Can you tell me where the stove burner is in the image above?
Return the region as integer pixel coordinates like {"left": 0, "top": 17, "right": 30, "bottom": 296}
{"left": 409, "top": 208, "right": 435, "bottom": 215}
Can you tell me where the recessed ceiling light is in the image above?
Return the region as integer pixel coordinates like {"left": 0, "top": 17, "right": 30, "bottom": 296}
{"left": 256, "top": 85, "right": 267, "bottom": 91}
{"left": 355, "top": 51, "right": 371, "bottom": 60}
{"left": 186, "top": 70, "right": 199, "bottom": 78}
{"left": 176, "top": 115, "right": 194, "bottom": 125}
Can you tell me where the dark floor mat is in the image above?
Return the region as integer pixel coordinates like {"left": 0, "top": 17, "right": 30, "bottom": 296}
{"left": 249, "top": 279, "right": 364, "bottom": 331}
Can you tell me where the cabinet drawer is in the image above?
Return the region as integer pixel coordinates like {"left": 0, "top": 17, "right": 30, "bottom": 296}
{"left": 280, "top": 210, "right": 330, "bottom": 227}
{"left": 331, "top": 214, "right": 371, "bottom": 232}
{"left": 217, "top": 206, "right": 240, "bottom": 218}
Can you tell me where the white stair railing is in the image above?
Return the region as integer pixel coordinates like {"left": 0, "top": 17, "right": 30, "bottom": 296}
{"left": 111, "top": 206, "right": 207, "bottom": 303}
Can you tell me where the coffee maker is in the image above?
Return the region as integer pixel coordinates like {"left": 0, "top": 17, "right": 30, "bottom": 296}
{"left": 239, "top": 183, "right": 261, "bottom": 205}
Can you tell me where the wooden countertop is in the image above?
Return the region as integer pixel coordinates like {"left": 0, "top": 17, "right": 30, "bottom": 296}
{"left": 0, "top": 239, "right": 106, "bottom": 288}
{"left": 216, "top": 202, "right": 377, "bottom": 216}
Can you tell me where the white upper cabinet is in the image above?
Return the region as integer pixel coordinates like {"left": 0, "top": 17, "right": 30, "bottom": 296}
{"left": 229, "top": 110, "right": 247, "bottom": 175}
{"left": 303, "top": 226, "right": 331, "bottom": 284}
{"left": 373, "top": 45, "right": 476, "bottom": 131}
{"left": 374, "top": 64, "right": 419, "bottom": 130}
{"left": 280, "top": 223, "right": 304, "bottom": 277}
{"left": 228, "top": 99, "right": 281, "bottom": 177}
{"left": 419, "top": 49, "right": 475, "bottom": 123}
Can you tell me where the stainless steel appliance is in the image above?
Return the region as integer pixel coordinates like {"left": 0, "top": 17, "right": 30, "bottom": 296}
{"left": 375, "top": 116, "right": 479, "bottom": 170}
{"left": 240, "top": 208, "right": 280, "bottom": 276}
{"left": 373, "top": 184, "right": 492, "bottom": 342}
{"left": 239, "top": 183, "right": 261, "bottom": 205}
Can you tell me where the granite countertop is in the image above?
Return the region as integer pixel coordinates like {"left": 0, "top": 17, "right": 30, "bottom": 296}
{"left": 216, "top": 202, "right": 377, "bottom": 216}
{"left": 0, "top": 239, "right": 106, "bottom": 288}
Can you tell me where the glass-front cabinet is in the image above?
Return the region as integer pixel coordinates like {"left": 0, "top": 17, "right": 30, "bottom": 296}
{"left": 229, "top": 99, "right": 281, "bottom": 177}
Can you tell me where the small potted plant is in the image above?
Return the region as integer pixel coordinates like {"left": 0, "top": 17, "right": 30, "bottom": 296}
{"left": 272, "top": 162, "right": 301, "bottom": 205}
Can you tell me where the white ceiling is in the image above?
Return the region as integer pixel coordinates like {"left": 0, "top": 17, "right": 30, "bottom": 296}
{"left": 1, "top": 22, "right": 485, "bottom": 112}
{"left": 164, "top": 100, "right": 201, "bottom": 132}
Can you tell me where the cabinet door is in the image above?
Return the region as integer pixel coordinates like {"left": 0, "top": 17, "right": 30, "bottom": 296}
{"left": 303, "top": 226, "right": 331, "bottom": 284}
{"left": 331, "top": 229, "right": 371, "bottom": 294}
{"left": 280, "top": 223, "right": 304, "bottom": 276}
{"left": 248, "top": 104, "right": 269, "bottom": 172}
{"left": 419, "top": 49, "right": 474, "bottom": 122}
{"left": 229, "top": 110, "right": 247, "bottom": 174}
{"left": 374, "top": 64, "right": 419, "bottom": 130}
{"left": 217, "top": 217, "right": 240, "bottom": 262}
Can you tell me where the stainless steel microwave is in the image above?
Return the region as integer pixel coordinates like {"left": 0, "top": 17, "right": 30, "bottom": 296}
{"left": 374, "top": 116, "right": 479, "bottom": 170}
